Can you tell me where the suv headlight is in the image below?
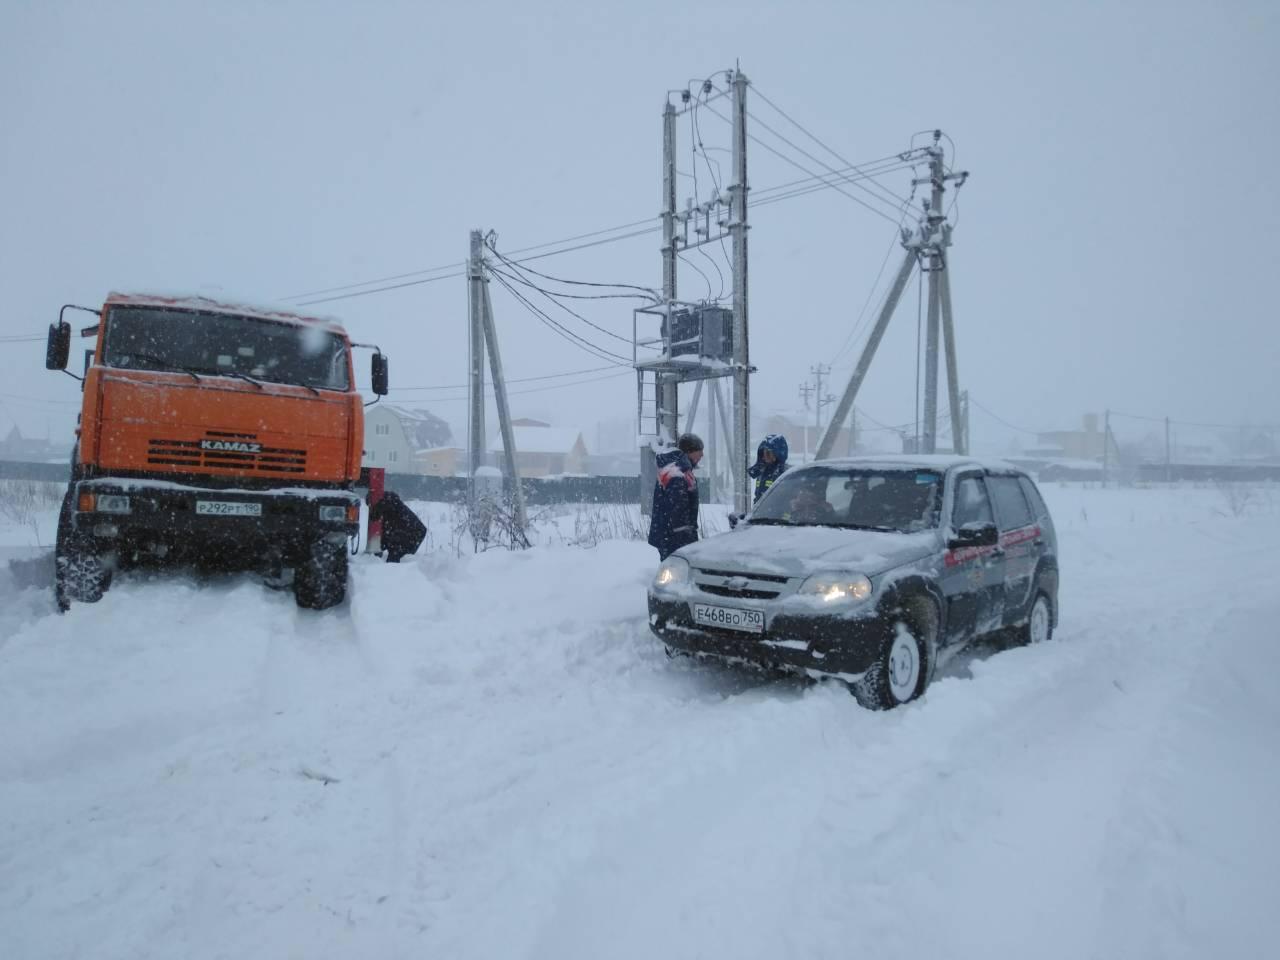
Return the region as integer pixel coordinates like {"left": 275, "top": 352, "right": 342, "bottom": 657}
{"left": 96, "top": 494, "right": 131, "bottom": 514}
{"left": 653, "top": 556, "right": 690, "bottom": 589}
{"left": 798, "top": 571, "right": 873, "bottom": 604}
{"left": 319, "top": 504, "right": 348, "bottom": 523}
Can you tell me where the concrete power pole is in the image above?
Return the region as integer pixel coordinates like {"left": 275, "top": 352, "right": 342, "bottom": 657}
{"left": 468, "top": 229, "right": 527, "bottom": 533}
{"left": 730, "top": 67, "right": 751, "bottom": 513}
{"left": 816, "top": 131, "right": 968, "bottom": 460}
{"left": 467, "top": 231, "right": 487, "bottom": 489}
{"left": 659, "top": 100, "right": 680, "bottom": 444}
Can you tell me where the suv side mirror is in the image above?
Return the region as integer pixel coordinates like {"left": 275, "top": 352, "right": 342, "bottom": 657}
{"left": 371, "top": 352, "right": 389, "bottom": 396}
{"left": 46, "top": 321, "right": 71, "bottom": 370}
{"left": 949, "top": 521, "right": 998, "bottom": 549}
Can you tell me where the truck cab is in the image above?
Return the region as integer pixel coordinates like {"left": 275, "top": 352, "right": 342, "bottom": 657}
{"left": 45, "top": 293, "right": 388, "bottom": 610}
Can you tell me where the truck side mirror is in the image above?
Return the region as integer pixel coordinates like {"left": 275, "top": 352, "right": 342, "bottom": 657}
{"left": 371, "top": 352, "right": 389, "bottom": 396}
{"left": 46, "top": 321, "right": 71, "bottom": 370}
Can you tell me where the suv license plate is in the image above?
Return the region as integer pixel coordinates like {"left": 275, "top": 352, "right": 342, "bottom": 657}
{"left": 195, "top": 500, "right": 262, "bottom": 517}
{"left": 692, "top": 603, "right": 764, "bottom": 633}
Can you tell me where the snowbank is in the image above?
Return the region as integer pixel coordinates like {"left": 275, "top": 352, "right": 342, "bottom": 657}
{"left": 1, "top": 484, "right": 1278, "bottom": 958}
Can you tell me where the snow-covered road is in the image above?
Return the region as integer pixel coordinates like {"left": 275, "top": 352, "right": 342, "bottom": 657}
{"left": 2, "top": 485, "right": 1277, "bottom": 959}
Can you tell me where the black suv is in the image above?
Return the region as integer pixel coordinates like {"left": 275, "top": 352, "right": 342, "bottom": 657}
{"left": 648, "top": 456, "right": 1059, "bottom": 708}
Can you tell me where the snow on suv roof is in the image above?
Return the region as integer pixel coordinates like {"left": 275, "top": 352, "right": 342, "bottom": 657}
{"left": 794, "top": 454, "right": 1023, "bottom": 473}
{"left": 104, "top": 292, "right": 348, "bottom": 335}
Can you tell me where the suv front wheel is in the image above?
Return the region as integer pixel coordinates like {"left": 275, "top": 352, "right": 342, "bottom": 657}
{"left": 854, "top": 598, "right": 937, "bottom": 709}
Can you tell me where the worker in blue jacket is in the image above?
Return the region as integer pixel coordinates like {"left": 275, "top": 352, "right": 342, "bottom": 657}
{"left": 748, "top": 433, "right": 790, "bottom": 503}
{"left": 648, "top": 433, "right": 703, "bottom": 560}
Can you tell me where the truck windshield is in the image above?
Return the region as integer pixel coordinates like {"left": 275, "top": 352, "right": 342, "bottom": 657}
{"left": 102, "top": 306, "right": 351, "bottom": 391}
{"left": 752, "top": 467, "right": 943, "bottom": 532}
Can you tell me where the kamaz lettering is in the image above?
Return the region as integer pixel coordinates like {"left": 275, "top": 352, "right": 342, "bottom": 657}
{"left": 201, "top": 439, "right": 261, "bottom": 453}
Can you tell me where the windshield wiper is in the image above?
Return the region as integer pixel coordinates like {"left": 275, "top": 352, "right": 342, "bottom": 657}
{"left": 833, "top": 522, "right": 898, "bottom": 532}
{"left": 125, "top": 352, "right": 202, "bottom": 382}
{"left": 748, "top": 517, "right": 796, "bottom": 526}
{"left": 220, "top": 370, "right": 265, "bottom": 390}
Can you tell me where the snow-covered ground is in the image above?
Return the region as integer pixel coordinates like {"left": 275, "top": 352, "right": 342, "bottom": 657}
{"left": 2, "top": 483, "right": 1278, "bottom": 959}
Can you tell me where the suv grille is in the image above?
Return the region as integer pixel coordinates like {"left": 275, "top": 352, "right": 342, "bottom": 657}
{"left": 693, "top": 566, "right": 790, "bottom": 601}
{"left": 147, "top": 432, "right": 307, "bottom": 475}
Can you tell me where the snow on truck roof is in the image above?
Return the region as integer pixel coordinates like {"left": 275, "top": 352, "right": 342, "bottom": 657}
{"left": 104, "top": 292, "right": 349, "bottom": 335}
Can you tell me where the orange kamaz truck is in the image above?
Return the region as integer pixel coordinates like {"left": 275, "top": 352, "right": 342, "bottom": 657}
{"left": 44, "top": 293, "right": 388, "bottom": 611}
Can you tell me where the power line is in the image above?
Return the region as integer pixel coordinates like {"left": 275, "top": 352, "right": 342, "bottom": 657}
{"left": 485, "top": 239, "right": 658, "bottom": 299}
{"left": 0, "top": 335, "right": 46, "bottom": 343}
{"left": 283, "top": 151, "right": 916, "bottom": 309}
{"left": 749, "top": 84, "right": 914, "bottom": 211}
{"left": 699, "top": 99, "right": 908, "bottom": 226}
{"left": 488, "top": 270, "right": 631, "bottom": 366}
{"left": 390, "top": 364, "right": 620, "bottom": 392}
{"left": 387, "top": 368, "right": 633, "bottom": 404}
{"left": 488, "top": 264, "right": 634, "bottom": 346}
{"left": 969, "top": 396, "right": 1040, "bottom": 435}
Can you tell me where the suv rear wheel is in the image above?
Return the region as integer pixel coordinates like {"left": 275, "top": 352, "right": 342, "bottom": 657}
{"left": 1019, "top": 591, "right": 1054, "bottom": 645}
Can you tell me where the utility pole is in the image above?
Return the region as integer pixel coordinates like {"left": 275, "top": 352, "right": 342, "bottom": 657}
{"left": 1165, "top": 416, "right": 1172, "bottom": 483}
{"left": 730, "top": 67, "right": 751, "bottom": 514}
{"left": 467, "top": 231, "right": 487, "bottom": 491}
{"left": 1103, "top": 408, "right": 1110, "bottom": 487}
{"left": 798, "top": 380, "right": 814, "bottom": 463}
{"left": 659, "top": 100, "right": 680, "bottom": 444}
{"left": 467, "top": 229, "right": 527, "bottom": 533}
{"left": 817, "top": 131, "right": 968, "bottom": 460}
{"left": 811, "top": 363, "right": 833, "bottom": 454}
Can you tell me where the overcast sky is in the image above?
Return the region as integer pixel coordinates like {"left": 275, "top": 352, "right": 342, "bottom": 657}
{"left": 2, "top": 0, "right": 1277, "bottom": 455}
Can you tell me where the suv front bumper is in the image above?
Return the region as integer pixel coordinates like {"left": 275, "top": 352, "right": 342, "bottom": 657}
{"left": 648, "top": 593, "right": 891, "bottom": 678}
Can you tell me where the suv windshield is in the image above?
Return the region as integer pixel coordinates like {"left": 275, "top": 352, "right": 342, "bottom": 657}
{"left": 102, "top": 306, "right": 350, "bottom": 391}
{"left": 752, "top": 466, "right": 943, "bottom": 532}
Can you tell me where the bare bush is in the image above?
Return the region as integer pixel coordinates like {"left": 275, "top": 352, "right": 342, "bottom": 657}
{"left": 0, "top": 480, "right": 63, "bottom": 545}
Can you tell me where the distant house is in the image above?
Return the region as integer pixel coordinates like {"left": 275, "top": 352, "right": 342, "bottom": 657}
{"left": 363, "top": 406, "right": 454, "bottom": 473}
{"left": 0, "top": 425, "right": 69, "bottom": 463}
{"left": 490, "top": 423, "right": 589, "bottom": 477}
{"left": 1033, "top": 413, "right": 1106, "bottom": 462}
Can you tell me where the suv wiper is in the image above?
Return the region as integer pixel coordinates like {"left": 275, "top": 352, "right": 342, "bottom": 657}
{"left": 832, "top": 522, "right": 897, "bottom": 532}
{"left": 747, "top": 517, "right": 795, "bottom": 526}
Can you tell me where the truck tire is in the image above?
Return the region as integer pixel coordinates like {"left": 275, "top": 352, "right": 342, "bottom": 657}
{"left": 294, "top": 540, "right": 348, "bottom": 610}
{"left": 54, "top": 519, "right": 113, "bottom": 611}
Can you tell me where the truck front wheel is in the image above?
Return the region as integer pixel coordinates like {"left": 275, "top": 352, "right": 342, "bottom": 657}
{"left": 294, "top": 540, "right": 348, "bottom": 610}
{"left": 54, "top": 530, "right": 113, "bottom": 611}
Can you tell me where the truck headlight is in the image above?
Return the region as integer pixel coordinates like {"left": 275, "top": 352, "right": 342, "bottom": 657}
{"left": 798, "top": 571, "right": 872, "bottom": 604}
{"left": 96, "top": 494, "right": 131, "bottom": 514}
{"left": 654, "top": 556, "right": 690, "bottom": 589}
{"left": 319, "top": 505, "right": 348, "bottom": 523}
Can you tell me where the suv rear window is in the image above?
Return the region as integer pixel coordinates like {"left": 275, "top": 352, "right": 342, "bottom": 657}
{"left": 1019, "top": 476, "right": 1049, "bottom": 519}
{"left": 987, "top": 475, "right": 1034, "bottom": 530}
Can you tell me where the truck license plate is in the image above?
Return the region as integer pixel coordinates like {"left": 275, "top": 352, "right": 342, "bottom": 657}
{"left": 692, "top": 603, "right": 764, "bottom": 633}
{"left": 195, "top": 500, "right": 262, "bottom": 517}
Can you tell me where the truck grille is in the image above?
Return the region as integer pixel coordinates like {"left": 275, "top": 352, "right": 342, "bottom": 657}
{"left": 147, "top": 432, "right": 307, "bottom": 474}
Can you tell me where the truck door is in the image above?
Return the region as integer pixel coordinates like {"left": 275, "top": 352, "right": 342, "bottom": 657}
{"left": 942, "top": 472, "right": 1005, "bottom": 643}
{"left": 986, "top": 474, "right": 1040, "bottom": 625}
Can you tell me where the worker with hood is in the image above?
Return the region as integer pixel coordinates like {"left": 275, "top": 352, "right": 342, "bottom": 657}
{"left": 648, "top": 433, "right": 703, "bottom": 560}
{"left": 748, "top": 433, "right": 789, "bottom": 503}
